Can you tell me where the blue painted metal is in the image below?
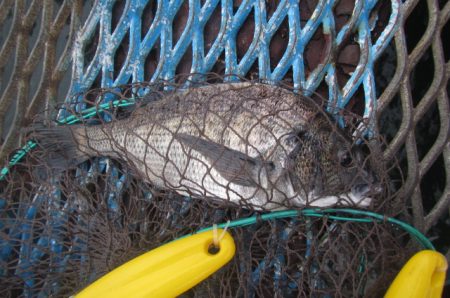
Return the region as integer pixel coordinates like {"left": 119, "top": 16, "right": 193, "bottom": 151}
{"left": 3, "top": 0, "right": 402, "bottom": 296}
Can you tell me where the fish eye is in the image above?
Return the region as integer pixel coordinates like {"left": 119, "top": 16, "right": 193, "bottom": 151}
{"left": 339, "top": 152, "right": 353, "bottom": 168}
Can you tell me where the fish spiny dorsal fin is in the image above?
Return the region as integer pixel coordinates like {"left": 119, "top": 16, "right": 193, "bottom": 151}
{"left": 175, "top": 134, "right": 275, "bottom": 187}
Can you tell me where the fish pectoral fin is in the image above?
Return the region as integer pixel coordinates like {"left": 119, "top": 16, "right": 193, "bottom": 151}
{"left": 175, "top": 134, "right": 272, "bottom": 187}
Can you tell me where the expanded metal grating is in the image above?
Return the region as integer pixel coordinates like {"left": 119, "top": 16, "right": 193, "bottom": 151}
{"left": 66, "top": 0, "right": 400, "bottom": 132}
{"left": 0, "top": 0, "right": 449, "bottom": 296}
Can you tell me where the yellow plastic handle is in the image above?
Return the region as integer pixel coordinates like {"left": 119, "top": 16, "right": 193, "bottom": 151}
{"left": 385, "top": 250, "right": 448, "bottom": 298}
{"left": 75, "top": 229, "right": 235, "bottom": 298}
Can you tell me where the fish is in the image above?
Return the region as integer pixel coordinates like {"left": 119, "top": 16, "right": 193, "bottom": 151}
{"left": 31, "top": 82, "right": 379, "bottom": 210}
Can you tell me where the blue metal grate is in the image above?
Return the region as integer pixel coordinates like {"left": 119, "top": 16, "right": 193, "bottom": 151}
{"left": 1, "top": 0, "right": 403, "bottom": 296}
{"left": 68, "top": 0, "right": 401, "bottom": 130}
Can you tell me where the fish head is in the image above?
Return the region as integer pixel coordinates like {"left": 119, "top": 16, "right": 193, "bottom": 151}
{"left": 288, "top": 119, "right": 380, "bottom": 207}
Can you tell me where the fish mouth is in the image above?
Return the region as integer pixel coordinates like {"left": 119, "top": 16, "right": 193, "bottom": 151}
{"left": 351, "top": 183, "right": 383, "bottom": 198}
{"left": 343, "top": 183, "right": 383, "bottom": 208}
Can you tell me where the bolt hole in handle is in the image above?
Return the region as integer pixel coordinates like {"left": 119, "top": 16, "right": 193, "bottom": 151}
{"left": 208, "top": 243, "right": 221, "bottom": 255}
{"left": 385, "top": 250, "right": 448, "bottom": 298}
{"left": 74, "top": 229, "right": 235, "bottom": 298}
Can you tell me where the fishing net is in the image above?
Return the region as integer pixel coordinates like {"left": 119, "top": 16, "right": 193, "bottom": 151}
{"left": 0, "top": 0, "right": 448, "bottom": 297}
{"left": 0, "top": 77, "right": 414, "bottom": 297}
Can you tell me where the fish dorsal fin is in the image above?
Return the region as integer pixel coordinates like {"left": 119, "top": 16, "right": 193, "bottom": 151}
{"left": 175, "top": 134, "right": 274, "bottom": 187}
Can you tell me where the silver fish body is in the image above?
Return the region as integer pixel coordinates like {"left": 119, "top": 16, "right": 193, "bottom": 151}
{"left": 38, "top": 83, "right": 376, "bottom": 210}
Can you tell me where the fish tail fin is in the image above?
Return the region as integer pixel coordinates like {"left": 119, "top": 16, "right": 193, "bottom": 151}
{"left": 29, "top": 124, "right": 90, "bottom": 172}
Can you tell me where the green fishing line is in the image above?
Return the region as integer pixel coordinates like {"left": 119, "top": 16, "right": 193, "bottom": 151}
{"left": 192, "top": 209, "right": 435, "bottom": 250}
